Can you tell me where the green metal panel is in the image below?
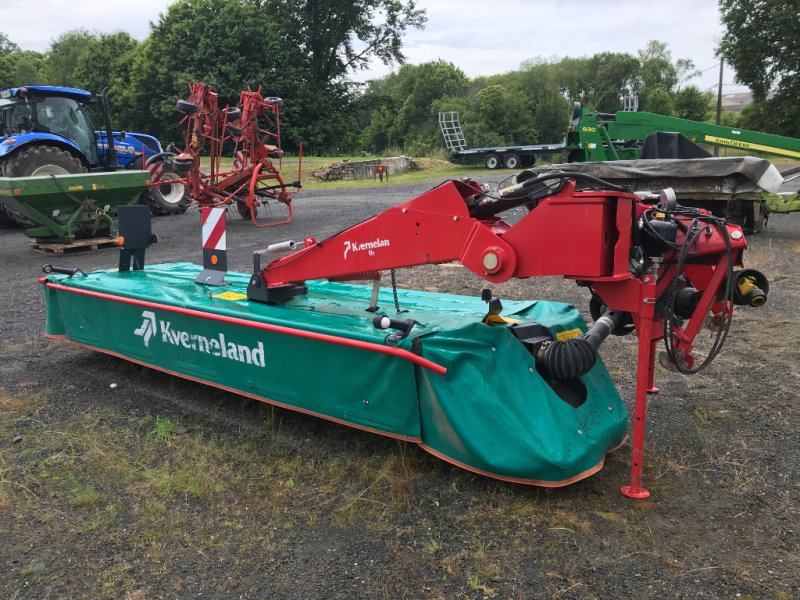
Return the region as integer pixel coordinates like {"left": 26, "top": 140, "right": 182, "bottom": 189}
{"left": 0, "top": 171, "right": 148, "bottom": 242}
{"left": 43, "top": 263, "right": 627, "bottom": 485}
{"left": 610, "top": 111, "right": 800, "bottom": 159}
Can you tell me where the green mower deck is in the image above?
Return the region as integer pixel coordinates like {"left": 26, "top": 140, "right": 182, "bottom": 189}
{"left": 42, "top": 263, "right": 627, "bottom": 486}
{"left": 0, "top": 170, "right": 149, "bottom": 243}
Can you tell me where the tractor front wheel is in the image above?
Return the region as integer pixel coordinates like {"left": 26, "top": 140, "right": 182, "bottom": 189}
{"left": 0, "top": 145, "right": 87, "bottom": 227}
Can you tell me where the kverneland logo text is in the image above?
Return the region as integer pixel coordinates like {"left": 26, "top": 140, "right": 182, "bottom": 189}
{"left": 133, "top": 310, "right": 265, "bottom": 367}
{"left": 343, "top": 237, "right": 390, "bottom": 259}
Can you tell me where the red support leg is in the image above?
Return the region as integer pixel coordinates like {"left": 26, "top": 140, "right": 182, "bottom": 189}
{"left": 621, "top": 313, "right": 656, "bottom": 499}
{"left": 621, "top": 269, "right": 661, "bottom": 500}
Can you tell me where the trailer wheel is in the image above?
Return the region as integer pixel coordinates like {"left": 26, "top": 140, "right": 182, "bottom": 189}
{"left": 503, "top": 153, "right": 520, "bottom": 169}
{"left": 485, "top": 154, "right": 500, "bottom": 169}
{"left": 0, "top": 145, "right": 87, "bottom": 227}
{"left": 142, "top": 167, "right": 188, "bottom": 215}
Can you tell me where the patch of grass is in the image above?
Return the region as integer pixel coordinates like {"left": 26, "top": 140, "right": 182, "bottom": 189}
{"left": 427, "top": 538, "right": 442, "bottom": 555}
{"left": 81, "top": 505, "right": 120, "bottom": 532}
{"left": 70, "top": 485, "right": 103, "bottom": 507}
{"left": 141, "top": 459, "right": 225, "bottom": 499}
{"left": 467, "top": 572, "right": 495, "bottom": 595}
{"left": 19, "top": 564, "right": 35, "bottom": 577}
{"left": 148, "top": 416, "right": 176, "bottom": 444}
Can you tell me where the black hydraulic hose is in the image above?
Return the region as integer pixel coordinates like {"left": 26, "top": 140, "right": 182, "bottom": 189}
{"left": 473, "top": 172, "right": 631, "bottom": 218}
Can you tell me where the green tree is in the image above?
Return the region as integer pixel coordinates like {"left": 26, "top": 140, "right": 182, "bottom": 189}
{"left": 361, "top": 60, "right": 467, "bottom": 153}
{"left": 636, "top": 40, "right": 698, "bottom": 112}
{"left": 719, "top": 0, "right": 800, "bottom": 135}
{"left": 2, "top": 51, "right": 47, "bottom": 87}
{"left": 44, "top": 29, "right": 96, "bottom": 86}
{"left": 674, "top": 85, "right": 711, "bottom": 121}
{"left": 583, "top": 52, "right": 640, "bottom": 112}
{"left": 646, "top": 88, "right": 675, "bottom": 116}
{"left": 0, "top": 33, "right": 46, "bottom": 88}
{"left": 266, "top": 0, "right": 426, "bottom": 83}
{"left": 474, "top": 84, "right": 536, "bottom": 145}
{"left": 73, "top": 32, "right": 143, "bottom": 130}
{"left": 0, "top": 32, "right": 20, "bottom": 54}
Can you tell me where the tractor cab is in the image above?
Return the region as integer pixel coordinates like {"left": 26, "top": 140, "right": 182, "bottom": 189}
{"left": 1, "top": 87, "right": 99, "bottom": 164}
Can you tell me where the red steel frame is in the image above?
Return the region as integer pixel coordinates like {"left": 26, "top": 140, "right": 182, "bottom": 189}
{"left": 254, "top": 178, "right": 749, "bottom": 498}
{"left": 174, "top": 81, "right": 301, "bottom": 227}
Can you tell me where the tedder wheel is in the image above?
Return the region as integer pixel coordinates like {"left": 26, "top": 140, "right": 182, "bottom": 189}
{"left": 503, "top": 153, "right": 520, "bottom": 169}
{"left": 176, "top": 99, "right": 198, "bottom": 114}
{"left": 0, "top": 144, "right": 87, "bottom": 227}
{"left": 484, "top": 154, "right": 500, "bottom": 169}
{"left": 226, "top": 125, "right": 243, "bottom": 137}
{"left": 142, "top": 168, "right": 188, "bottom": 215}
{"left": 225, "top": 106, "right": 242, "bottom": 120}
{"left": 236, "top": 200, "right": 257, "bottom": 220}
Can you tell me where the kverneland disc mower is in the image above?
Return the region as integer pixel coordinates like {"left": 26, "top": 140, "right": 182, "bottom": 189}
{"left": 172, "top": 81, "right": 301, "bottom": 226}
{"left": 40, "top": 173, "right": 769, "bottom": 498}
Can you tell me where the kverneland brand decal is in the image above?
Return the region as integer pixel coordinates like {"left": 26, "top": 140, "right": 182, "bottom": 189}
{"left": 343, "top": 237, "right": 390, "bottom": 259}
{"left": 133, "top": 310, "right": 265, "bottom": 367}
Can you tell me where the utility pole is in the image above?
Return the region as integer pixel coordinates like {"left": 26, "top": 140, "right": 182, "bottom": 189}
{"left": 715, "top": 58, "right": 724, "bottom": 156}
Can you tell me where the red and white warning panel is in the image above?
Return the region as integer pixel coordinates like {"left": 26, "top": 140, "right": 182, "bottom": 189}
{"left": 196, "top": 207, "right": 228, "bottom": 286}
{"left": 201, "top": 206, "right": 227, "bottom": 252}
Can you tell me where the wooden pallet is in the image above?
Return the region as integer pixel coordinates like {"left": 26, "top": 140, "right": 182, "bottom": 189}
{"left": 30, "top": 236, "right": 119, "bottom": 255}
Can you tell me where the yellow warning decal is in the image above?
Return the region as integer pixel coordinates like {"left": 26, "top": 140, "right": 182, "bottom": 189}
{"left": 556, "top": 328, "right": 582, "bottom": 342}
{"left": 213, "top": 291, "right": 248, "bottom": 301}
{"left": 68, "top": 185, "right": 84, "bottom": 191}
{"left": 91, "top": 183, "right": 106, "bottom": 190}
{"left": 703, "top": 135, "right": 800, "bottom": 159}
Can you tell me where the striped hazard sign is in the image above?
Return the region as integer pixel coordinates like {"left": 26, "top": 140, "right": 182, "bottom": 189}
{"left": 201, "top": 207, "right": 227, "bottom": 251}
{"left": 196, "top": 207, "right": 228, "bottom": 286}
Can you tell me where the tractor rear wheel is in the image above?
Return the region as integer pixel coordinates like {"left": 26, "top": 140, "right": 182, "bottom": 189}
{"left": 142, "top": 167, "right": 188, "bottom": 215}
{"left": 0, "top": 145, "right": 87, "bottom": 227}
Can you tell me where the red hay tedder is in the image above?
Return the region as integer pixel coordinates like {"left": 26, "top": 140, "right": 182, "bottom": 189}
{"left": 172, "top": 81, "right": 301, "bottom": 227}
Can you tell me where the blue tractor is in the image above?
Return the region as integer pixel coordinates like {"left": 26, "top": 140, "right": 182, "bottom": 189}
{"left": 0, "top": 85, "right": 186, "bottom": 226}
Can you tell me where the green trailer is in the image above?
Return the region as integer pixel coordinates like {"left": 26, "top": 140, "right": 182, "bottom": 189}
{"left": 0, "top": 170, "right": 149, "bottom": 244}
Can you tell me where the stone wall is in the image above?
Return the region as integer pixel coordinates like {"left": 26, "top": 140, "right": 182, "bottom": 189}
{"left": 311, "top": 156, "right": 418, "bottom": 181}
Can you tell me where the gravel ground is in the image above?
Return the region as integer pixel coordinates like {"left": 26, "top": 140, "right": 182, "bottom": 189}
{"left": 1, "top": 174, "right": 798, "bottom": 599}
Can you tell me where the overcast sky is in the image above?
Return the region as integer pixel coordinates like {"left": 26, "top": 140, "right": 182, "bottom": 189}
{"left": 0, "top": 0, "right": 747, "bottom": 94}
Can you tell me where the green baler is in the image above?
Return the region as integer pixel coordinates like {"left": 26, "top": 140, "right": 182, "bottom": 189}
{"left": 0, "top": 170, "right": 149, "bottom": 244}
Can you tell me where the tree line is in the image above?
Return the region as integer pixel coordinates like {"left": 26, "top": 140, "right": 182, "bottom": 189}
{"left": 0, "top": 0, "right": 797, "bottom": 154}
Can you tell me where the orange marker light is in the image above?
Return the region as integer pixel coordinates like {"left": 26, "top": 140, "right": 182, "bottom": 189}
{"left": 211, "top": 254, "right": 218, "bottom": 265}
{"left": 117, "top": 236, "right": 125, "bottom": 246}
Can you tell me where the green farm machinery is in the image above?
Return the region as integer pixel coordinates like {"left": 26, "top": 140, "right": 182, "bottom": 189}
{"left": 0, "top": 170, "right": 150, "bottom": 246}
{"left": 564, "top": 102, "right": 800, "bottom": 163}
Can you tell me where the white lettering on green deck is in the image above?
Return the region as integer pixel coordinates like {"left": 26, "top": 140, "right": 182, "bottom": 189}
{"left": 133, "top": 310, "right": 265, "bottom": 367}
